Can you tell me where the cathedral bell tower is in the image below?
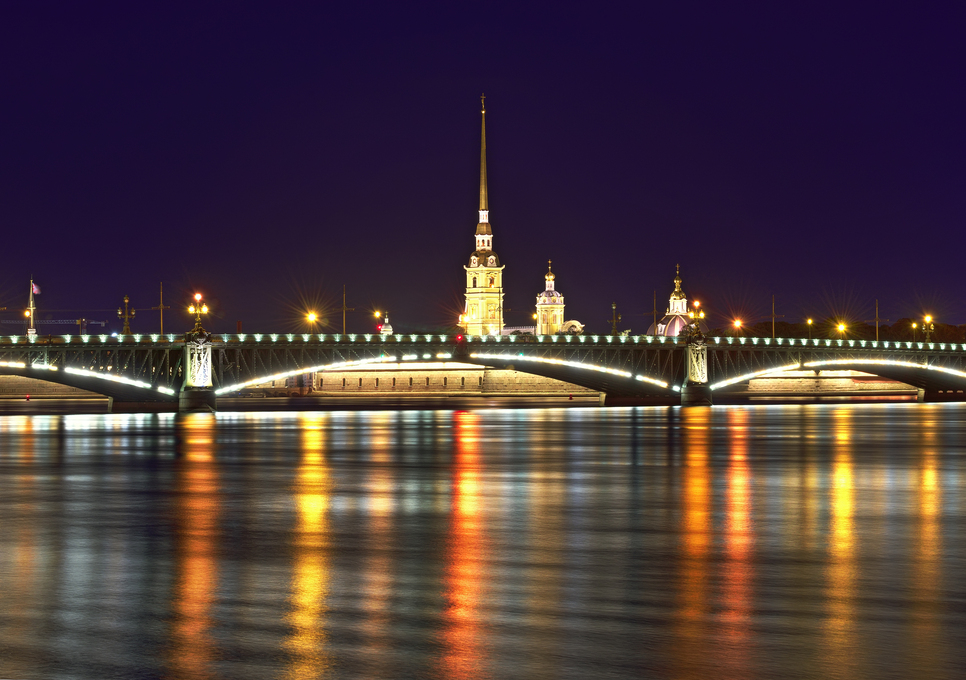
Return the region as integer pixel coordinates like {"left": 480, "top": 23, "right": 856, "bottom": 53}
{"left": 461, "top": 94, "right": 505, "bottom": 336}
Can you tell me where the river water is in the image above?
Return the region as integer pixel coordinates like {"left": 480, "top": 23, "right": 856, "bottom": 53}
{"left": 1, "top": 403, "right": 965, "bottom": 679}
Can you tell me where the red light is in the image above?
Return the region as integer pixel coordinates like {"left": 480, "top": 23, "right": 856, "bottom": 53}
{"left": 456, "top": 334, "right": 463, "bottom": 341}
{"left": 376, "top": 324, "right": 382, "bottom": 331}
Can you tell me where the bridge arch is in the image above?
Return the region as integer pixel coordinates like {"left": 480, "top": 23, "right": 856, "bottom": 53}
{"left": 0, "top": 363, "right": 176, "bottom": 401}
{"left": 710, "top": 359, "right": 966, "bottom": 394}
{"left": 213, "top": 353, "right": 673, "bottom": 398}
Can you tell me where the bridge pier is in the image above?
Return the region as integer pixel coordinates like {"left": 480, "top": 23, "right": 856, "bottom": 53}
{"left": 181, "top": 324, "right": 216, "bottom": 412}
{"left": 681, "top": 383, "right": 712, "bottom": 406}
{"left": 179, "top": 388, "right": 217, "bottom": 412}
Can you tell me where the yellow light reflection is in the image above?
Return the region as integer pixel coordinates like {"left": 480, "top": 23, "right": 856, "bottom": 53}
{"left": 168, "top": 413, "right": 220, "bottom": 680}
{"left": 673, "top": 407, "right": 711, "bottom": 676}
{"left": 284, "top": 413, "right": 331, "bottom": 678}
{"left": 823, "top": 408, "right": 858, "bottom": 676}
{"left": 912, "top": 441, "right": 943, "bottom": 673}
{"left": 438, "top": 411, "right": 488, "bottom": 678}
{"left": 721, "top": 408, "right": 754, "bottom": 672}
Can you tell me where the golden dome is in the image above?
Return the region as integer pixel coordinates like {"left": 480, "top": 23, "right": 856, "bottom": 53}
{"left": 669, "top": 264, "right": 686, "bottom": 300}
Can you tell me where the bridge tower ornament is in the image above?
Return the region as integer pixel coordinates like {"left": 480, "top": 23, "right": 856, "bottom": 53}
{"left": 180, "top": 293, "right": 216, "bottom": 411}
{"left": 681, "top": 300, "right": 712, "bottom": 406}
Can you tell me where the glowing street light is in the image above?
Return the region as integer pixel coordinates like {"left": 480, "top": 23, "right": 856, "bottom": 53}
{"left": 923, "top": 315, "right": 935, "bottom": 343}
{"left": 188, "top": 293, "right": 209, "bottom": 331}
{"left": 306, "top": 311, "right": 318, "bottom": 324}
{"left": 912, "top": 321, "right": 918, "bottom": 342}
{"left": 807, "top": 318, "right": 813, "bottom": 340}
{"left": 837, "top": 322, "right": 846, "bottom": 337}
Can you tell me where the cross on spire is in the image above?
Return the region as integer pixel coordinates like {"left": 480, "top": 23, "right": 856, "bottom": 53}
{"left": 480, "top": 92, "right": 485, "bottom": 112}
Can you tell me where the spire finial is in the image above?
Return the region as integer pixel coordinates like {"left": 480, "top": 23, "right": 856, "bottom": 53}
{"left": 481, "top": 92, "right": 486, "bottom": 113}
{"left": 548, "top": 259, "right": 552, "bottom": 272}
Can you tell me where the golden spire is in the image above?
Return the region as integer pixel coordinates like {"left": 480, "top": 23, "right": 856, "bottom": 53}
{"left": 546, "top": 259, "right": 555, "bottom": 281}
{"left": 479, "top": 93, "right": 488, "bottom": 212}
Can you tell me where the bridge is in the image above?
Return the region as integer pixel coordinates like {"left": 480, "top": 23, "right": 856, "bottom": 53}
{"left": 3, "top": 330, "right": 966, "bottom": 410}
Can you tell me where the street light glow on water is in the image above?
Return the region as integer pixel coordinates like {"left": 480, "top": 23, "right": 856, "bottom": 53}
{"left": 0, "top": 405, "right": 965, "bottom": 678}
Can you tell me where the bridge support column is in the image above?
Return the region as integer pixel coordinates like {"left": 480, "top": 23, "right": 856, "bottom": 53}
{"left": 681, "top": 340, "right": 712, "bottom": 406}
{"left": 681, "top": 383, "right": 712, "bottom": 406}
{"left": 917, "top": 388, "right": 943, "bottom": 403}
{"left": 180, "top": 328, "right": 216, "bottom": 412}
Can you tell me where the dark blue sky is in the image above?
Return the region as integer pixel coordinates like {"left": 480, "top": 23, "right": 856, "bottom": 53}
{"left": 1, "top": 3, "right": 964, "bottom": 334}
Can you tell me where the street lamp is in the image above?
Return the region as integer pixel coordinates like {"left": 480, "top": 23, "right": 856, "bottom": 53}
{"left": 837, "top": 322, "right": 846, "bottom": 338}
{"left": 188, "top": 293, "right": 208, "bottom": 331}
{"left": 733, "top": 319, "right": 742, "bottom": 336}
{"left": 912, "top": 322, "right": 918, "bottom": 342}
{"left": 807, "top": 318, "right": 813, "bottom": 340}
{"left": 923, "top": 315, "right": 935, "bottom": 343}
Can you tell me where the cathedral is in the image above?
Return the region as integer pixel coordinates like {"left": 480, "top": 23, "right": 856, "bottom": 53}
{"left": 460, "top": 96, "right": 505, "bottom": 336}
{"left": 460, "top": 98, "right": 582, "bottom": 336}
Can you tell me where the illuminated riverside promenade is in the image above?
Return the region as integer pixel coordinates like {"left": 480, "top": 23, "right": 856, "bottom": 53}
{"left": 3, "top": 331, "right": 966, "bottom": 409}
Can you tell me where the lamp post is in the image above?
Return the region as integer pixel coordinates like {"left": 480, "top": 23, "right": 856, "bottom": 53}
{"left": 836, "top": 322, "right": 846, "bottom": 339}
{"left": 733, "top": 319, "right": 742, "bottom": 336}
{"left": 912, "top": 322, "right": 918, "bottom": 342}
{"left": 807, "top": 318, "right": 813, "bottom": 340}
{"left": 117, "top": 296, "right": 136, "bottom": 335}
{"left": 923, "top": 315, "right": 935, "bottom": 343}
{"left": 608, "top": 302, "right": 622, "bottom": 337}
{"left": 187, "top": 293, "right": 208, "bottom": 333}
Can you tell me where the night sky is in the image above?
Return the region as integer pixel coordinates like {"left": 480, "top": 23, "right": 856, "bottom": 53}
{"left": 2, "top": 4, "right": 964, "bottom": 336}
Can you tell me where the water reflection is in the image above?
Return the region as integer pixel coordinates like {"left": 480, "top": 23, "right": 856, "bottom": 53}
{"left": 438, "top": 411, "right": 489, "bottom": 678}
{"left": 673, "top": 407, "right": 711, "bottom": 677}
{"left": 284, "top": 412, "right": 332, "bottom": 678}
{"left": 721, "top": 407, "right": 754, "bottom": 673}
{"left": 168, "top": 413, "right": 221, "bottom": 680}
{"left": 0, "top": 405, "right": 964, "bottom": 679}
{"left": 823, "top": 407, "right": 858, "bottom": 677}
{"left": 912, "top": 441, "right": 944, "bottom": 673}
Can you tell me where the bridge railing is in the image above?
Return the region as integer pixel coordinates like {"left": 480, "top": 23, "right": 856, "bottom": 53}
{"left": 1, "top": 332, "right": 965, "bottom": 354}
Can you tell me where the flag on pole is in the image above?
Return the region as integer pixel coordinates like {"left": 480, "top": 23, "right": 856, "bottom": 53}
{"left": 31, "top": 283, "right": 41, "bottom": 294}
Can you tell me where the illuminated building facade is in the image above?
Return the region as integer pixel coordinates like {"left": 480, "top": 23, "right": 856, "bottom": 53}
{"left": 535, "top": 262, "right": 565, "bottom": 335}
{"left": 461, "top": 96, "right": 505, "bottom": 336}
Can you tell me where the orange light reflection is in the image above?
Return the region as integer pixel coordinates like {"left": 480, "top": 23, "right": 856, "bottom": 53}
{"left": 438, "top": 411, "right": 488, "bottom": 678}
{"left": 168, "top": 413, "right": 220, "bottom": 680}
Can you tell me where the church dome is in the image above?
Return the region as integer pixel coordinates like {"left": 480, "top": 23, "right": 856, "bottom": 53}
{"left": 536, "top": 290, "right": 563, "bottom": 303}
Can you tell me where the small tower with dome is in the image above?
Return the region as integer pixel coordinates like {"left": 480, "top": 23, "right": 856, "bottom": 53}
{"left": 535, "top": 261, "right": 565, "bottom": 334}
{"left": 647, "top": 265, "right": 708, "bottom": 337}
